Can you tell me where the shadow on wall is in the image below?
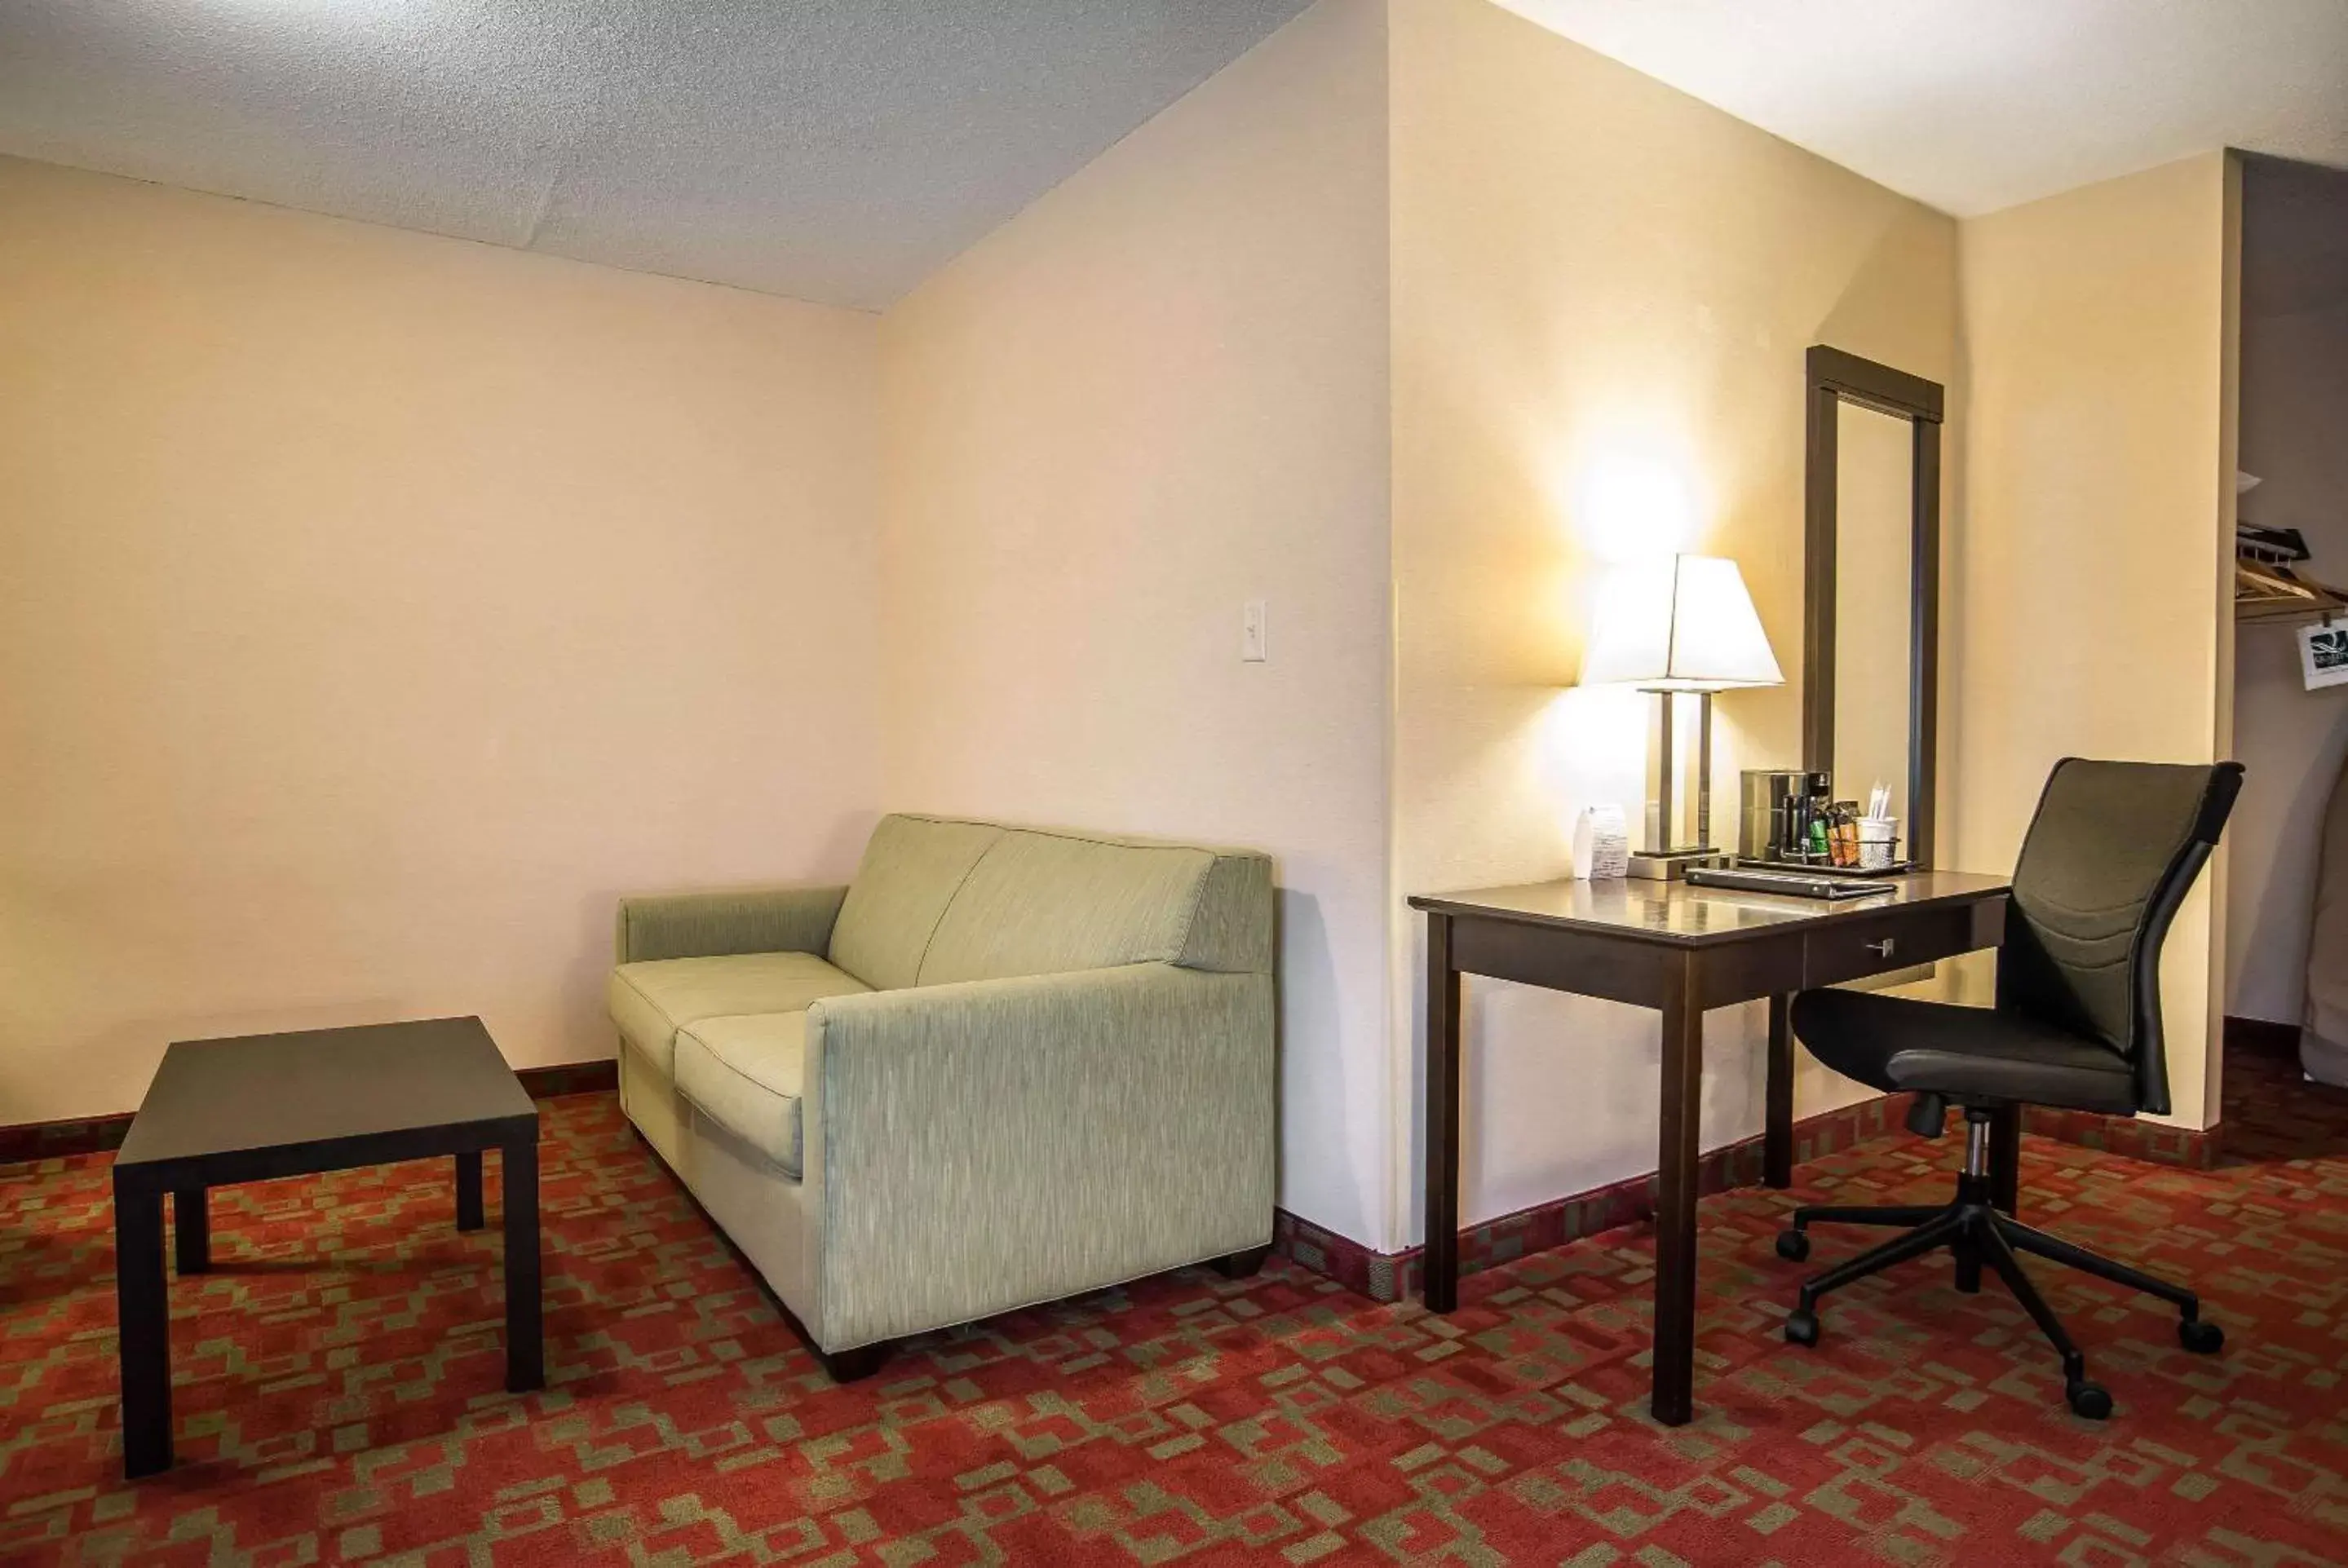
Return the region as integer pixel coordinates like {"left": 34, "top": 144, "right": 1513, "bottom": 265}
{"left": 1395, "top": 946, "right": 1780, "bottom": 1250}
{"left": 1391, "top": 680, "right": 1782, "bottom": 1248}
{"left": 1273, "top": 882, "right": 1382, "bottom": 1235}
{"left": 1813, "top": 205, "right": 1958, "bottom": 372}
{"left": 570, "top": 806, "right": 882, "bottom": 1051}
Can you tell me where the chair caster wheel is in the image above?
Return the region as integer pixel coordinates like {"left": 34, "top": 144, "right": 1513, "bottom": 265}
{"left": 1784, "top": 1309, "right": 1820, "bottom": 1347}
{"left": 1775, "top": 1230, "right": 1810, "bottom": 1262}
{"left": 2065, "top": 1379, "right": 2112, "bottom": 1420}
{"left": 2179, "top": 1318, "right": 2224, "bottom": 1354}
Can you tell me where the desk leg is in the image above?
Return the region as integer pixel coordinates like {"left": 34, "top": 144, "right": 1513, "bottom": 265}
{"left": 1764, "top": 994, "right": 1795, "bottom": 1189}
{"left": 455, "top": 1151, "right": 485, "bottom": 1232}
{"left": 173, "top": 1188, "right": 209, "bottom": 1275}
{"left": 1989, "top": 1103, "right": 2022, "bottom": 1217}
{"left": 115, "top": 1184, "right": 173, "bottom": 1477}
{"left": 1652, "top": 957, "right": 1702, "bottom": 1427}
{"left": 502, "top": 1136, "right": 544, "bottom": 1393}
{"left": 1422, "top": 913, "right": 1461, "bottom": 1314}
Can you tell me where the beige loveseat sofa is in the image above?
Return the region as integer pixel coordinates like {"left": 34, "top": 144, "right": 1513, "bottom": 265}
{"left": 607, "top": 814, "right": 1277, "bottom": 1378}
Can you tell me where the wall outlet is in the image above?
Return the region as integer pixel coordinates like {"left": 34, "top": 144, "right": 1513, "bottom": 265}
{"left": 1241, "top": 599, "right": 1267, "bottom": 662}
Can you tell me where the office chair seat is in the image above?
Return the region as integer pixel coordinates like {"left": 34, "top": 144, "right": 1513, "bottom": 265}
{"left": 1793, "top": 989, "right": 2138, "bottom": 1116}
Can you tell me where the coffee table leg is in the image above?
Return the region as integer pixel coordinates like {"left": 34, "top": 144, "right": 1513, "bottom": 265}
{"left": 455, "top": 1151, "right": 484, "bottom": 1232}
{"left": 174, "top": 1188, "right": 209, "bottom": 1274}
{"left": 115, "top": 1185, "right": 173, "bottom": 1477}
{"left": 502, "top": 1136, "right": 542, "bottom": 1392}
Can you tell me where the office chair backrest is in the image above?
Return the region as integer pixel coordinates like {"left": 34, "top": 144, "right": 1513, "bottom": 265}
{"left": 1998, "top": 758, "right": 2244, "bottom": 1116}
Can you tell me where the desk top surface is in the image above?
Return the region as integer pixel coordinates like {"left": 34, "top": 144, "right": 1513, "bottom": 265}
{"left": 1408, "top": 870, "right": 2011, "bottom": 947}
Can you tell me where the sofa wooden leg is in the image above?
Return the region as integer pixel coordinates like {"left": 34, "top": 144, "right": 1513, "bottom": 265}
{"left": 814, "top": 1340, "right": 891, "bottom": 1383}
{"left": 1213, "top": 1244, "right": 1273, "bottom": 1280}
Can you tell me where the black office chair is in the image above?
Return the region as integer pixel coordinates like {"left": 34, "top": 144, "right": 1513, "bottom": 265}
{"left": 1775, "top": 757, "right": 2244, "bottom": 1419}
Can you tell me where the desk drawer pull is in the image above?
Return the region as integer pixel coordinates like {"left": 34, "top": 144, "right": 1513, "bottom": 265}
{"left": 1864, "top": 938, "right": 1896, "bottom": 957}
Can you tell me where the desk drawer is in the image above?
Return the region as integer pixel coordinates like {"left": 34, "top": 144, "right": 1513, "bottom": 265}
{"left": 1802, "top": 902, "right": 1990, "bottom": 989}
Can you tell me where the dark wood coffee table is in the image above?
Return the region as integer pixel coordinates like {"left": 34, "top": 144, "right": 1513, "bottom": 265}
{"left": 111, "top": 1016, "right": 541, "bottom": 1477}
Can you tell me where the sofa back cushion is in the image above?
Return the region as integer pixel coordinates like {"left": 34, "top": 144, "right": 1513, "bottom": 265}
{"left": 826, "top": 816, "right": 1003, "bottom": 990}
{"left": 918, "top": 827, "right": 1269, "bottom": 985}
{"left": 831, "top": 815, "right": 1276, "bottom": 990}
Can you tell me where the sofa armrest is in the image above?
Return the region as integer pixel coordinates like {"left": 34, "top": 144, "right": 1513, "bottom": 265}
{"left": 803, "top": 962, "right": 1274, "bottom": 1349}
{"left": 614, "top": 884, "right": 850, "bottom": 964}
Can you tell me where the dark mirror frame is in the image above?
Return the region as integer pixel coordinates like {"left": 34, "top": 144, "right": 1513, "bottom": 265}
{"left": 1802, "top": 345, "right": 1945, "bottom": 867}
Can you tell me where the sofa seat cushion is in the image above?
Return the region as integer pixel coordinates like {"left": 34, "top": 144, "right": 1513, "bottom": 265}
{"left": 674, "top": 1012, "right": 809, "bottom": 1177}
{"left": 608, "top": 952, "right": 866, "bottom": 1079}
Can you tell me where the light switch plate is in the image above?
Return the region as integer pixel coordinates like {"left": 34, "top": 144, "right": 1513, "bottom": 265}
{"left": 1241, "top": 600, "right": 1267, "bottom": 662}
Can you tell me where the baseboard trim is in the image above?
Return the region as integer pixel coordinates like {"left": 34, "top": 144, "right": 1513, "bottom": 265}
{"left": 0, "top": 1111, "right": 135, "bottom": 1165}
{"left": 1276, "top": 1081, "right": 2242, "bottom": 1302}
{"left": 2022, "top": 1106, "right": 2219, "bottom": 1169}
{"left": 0, "top": 1057, "right": 621, "bottom": 1165}
{"left": 1274, "top": 1092, "right": 1921, "bottom": 1305}
{"left": 2224, "top": 1014, "right": 2302, "bottom": 1059}
{"left": 515, "top": 1058, "right": 621, "bottom": 1099}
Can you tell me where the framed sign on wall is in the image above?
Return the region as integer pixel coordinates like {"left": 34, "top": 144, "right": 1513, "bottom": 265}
{"left": 2299, "top": 619, "right": 2348, "bottom": 691}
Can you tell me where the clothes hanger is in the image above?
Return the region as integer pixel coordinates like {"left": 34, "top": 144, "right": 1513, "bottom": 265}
{"left": 2236, "top": 556, "right": 2348, "bottom": 623}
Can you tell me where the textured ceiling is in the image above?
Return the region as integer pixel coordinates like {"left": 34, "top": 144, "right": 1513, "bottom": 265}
{"left": 1498, "top": 0, "right": 2348, "bottom": 219}
{"left": 0, "top": 0, "right": 1312, "bottom": 310}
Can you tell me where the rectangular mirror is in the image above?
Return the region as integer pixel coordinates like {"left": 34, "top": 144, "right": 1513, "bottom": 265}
{"left": 1802, "top": 346, "right": 1943, "bottom": 866}
{"left": 1834, "top": 401, "right": 1917, "bottom": 828}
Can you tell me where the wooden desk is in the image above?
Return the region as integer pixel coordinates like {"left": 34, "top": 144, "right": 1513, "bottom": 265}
{"left": 1409, "top": 870, "right": 2011, "bottom": 1426}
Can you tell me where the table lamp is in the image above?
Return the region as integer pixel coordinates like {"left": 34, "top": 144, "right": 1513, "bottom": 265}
{"left": 1580, "top": 554, "right": 1784, "bottom": 879}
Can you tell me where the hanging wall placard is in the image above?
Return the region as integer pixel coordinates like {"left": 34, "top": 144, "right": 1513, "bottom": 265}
{"left": 2300, "top": 620, "right": 2348, "bottom": 691}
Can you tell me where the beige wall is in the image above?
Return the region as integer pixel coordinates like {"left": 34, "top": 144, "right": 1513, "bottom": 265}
{"left": 0, "top": 157, "right": 881, "bottom": 1125}
{"left": 877, "top": 1, "right": 1397, "bottom": 1247}
{"left": 1387, "top": 0, "right": 1957, "bottom": 1243}
{"left": 2, "top": 2, "right": 2253, "bottom": 1246}
{"left": 2227, "top": 300, "right": 2348, "bottom": 1024}
{"left": 1950, "top": 153, "right": 2238, "bottom": 1127}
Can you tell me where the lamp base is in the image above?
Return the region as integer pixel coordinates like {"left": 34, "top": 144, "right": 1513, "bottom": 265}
{"left": 1627, "top": 847, "right": 1727, "bottom": 881}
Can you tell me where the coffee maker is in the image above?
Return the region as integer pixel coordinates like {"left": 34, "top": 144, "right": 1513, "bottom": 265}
{"left": 1739, "top": 770, "right": 1833, "bottom": 864}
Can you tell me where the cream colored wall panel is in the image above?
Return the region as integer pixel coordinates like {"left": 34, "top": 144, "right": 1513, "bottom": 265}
{"left": 877, "top": 0, "right": 1396, "bottom": 1248}
{"left": 1951, "top": 152, "right": 2235, "bottom": 1129}
{"left": 0, "top": 157, "right": 881, "bottom": 1124}
{"left": 1386, "top": 0, "right": 1958, "bottom": 1243}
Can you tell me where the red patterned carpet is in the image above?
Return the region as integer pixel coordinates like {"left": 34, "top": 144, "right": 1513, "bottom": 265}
{"left": 3, "top": 1050, "right": 2346, "bottom": 1566}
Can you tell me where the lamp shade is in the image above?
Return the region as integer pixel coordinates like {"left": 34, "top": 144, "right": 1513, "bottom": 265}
{"left": 1579, "top": 554, "right": 1784, "bottom": 691}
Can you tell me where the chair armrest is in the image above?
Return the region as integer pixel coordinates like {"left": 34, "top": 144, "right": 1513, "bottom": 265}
{"left": 803, "top": 962, "right": 1274, "bottom": 1348}
{"left": 614, "top": 884, "right": 849, "bottom": 964}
